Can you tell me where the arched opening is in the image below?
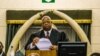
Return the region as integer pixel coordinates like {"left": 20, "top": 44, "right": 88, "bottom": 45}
{"left": 6, "top": 10, "right": 91, "bottom": 56}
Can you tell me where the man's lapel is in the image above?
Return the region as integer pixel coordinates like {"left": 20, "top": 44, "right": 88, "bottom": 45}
{"left": 50, "top": 29, "right": 56, "bottom": 38}
{"left": 40, "top": 30, "right": 45, "bottom": 38}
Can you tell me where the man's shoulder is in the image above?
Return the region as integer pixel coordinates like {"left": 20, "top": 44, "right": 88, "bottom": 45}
{"left": 52, "top": 28, "right": 61, "bottom": 33}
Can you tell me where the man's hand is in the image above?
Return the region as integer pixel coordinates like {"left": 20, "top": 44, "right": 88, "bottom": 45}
{"left": 32, "top": 37, "right": 40, "bottom": 45}
{"left": 49, "top": 45, "right": 58, "bottom": 50}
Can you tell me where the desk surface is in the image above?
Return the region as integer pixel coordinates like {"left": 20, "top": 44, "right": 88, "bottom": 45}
{"left": 25, "top": 50, "right": 57, "bottom": 56}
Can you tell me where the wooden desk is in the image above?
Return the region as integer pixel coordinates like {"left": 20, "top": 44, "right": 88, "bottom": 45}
{"left": 25, "top": 50, "right": 57, "bottom": 56}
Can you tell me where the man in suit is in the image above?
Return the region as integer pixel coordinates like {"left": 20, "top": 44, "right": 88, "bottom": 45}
{"left": 0, "top": 41, "right": 5, "bottom": 56}
{"left": 25, "top": 16, "right": 69, "bottom": 50}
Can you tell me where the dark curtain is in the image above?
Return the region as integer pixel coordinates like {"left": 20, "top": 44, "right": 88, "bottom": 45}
{"left": 76, "top": 24, "right": 91, "bottom": 42}
{"left": 57, "top": 24, "right": 91, "bottom": 42}
{"left": 5, "top": 24, "right": 21, "bottom": 53}
{"left": 5, "top": 24, "right": 91, "bottom": 54}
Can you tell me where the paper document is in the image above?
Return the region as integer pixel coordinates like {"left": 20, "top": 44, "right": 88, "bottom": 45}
{"left": 36, "top": 38, "right": 52, "bottom": 50}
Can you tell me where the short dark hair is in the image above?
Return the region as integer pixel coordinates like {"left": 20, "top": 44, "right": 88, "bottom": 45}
{"left": 0, "top": 41, "right": 4, "bottom": 48}
{"left": 91, "top": 52, "right": 100, "bottom": 56}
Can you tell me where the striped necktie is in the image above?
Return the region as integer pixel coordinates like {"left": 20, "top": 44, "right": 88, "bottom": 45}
{"left": 46, "top": 31, "right": 49, "bottom": 38}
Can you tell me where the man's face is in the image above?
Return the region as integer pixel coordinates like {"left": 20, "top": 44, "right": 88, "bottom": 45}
{"left": 42, "top": 17, "right": 52, "bottom": 31}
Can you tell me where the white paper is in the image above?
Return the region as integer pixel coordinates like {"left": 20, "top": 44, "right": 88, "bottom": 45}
{"left": 36, "top": 38, "right": 52, "bottom": 50}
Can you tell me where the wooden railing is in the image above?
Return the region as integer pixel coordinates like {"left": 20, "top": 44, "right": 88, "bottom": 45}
{"left": 25, "top": 50, "right": 57, "bottom": 56}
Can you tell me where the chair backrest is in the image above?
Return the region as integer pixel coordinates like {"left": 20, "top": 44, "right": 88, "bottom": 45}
{"left": 91, "top": 53, "right": 100, "bottom": 56}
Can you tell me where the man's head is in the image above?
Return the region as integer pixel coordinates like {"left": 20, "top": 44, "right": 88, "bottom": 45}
{"left": 41, "top": 16, "right": 52, "bottom": 31}
{"left": 0, "top": 41, "right": 3, "bottom": 52}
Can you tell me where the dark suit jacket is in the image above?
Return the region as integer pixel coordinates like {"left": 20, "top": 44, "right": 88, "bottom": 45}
{"left": 25, "top": 29, "right": 69, "bottom": 50}
{"left": 0, "top": 52, "right": 6, "bottom": 56}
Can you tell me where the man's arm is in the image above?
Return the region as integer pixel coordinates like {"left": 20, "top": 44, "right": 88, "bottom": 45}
{"left": 25, "top": 34, "right": 37, "bottom": 50}
{"left": 25, "top": 36, "right": 40, "bottom": 50}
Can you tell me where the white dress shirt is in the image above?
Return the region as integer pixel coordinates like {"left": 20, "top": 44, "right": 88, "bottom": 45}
{"left": 29, "top": 43, "right": 35, "bottom": 49}
{"left": 44, "top": 29, "right": 52, "bottom": 37}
